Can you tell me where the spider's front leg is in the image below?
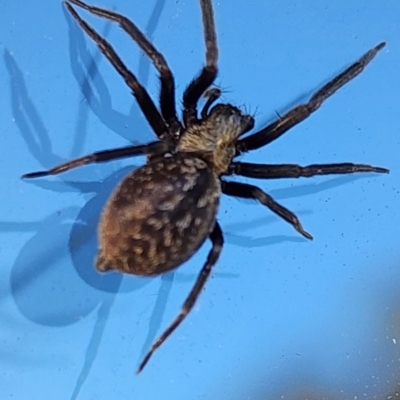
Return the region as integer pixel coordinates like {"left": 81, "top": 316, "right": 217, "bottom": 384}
{"left": 237, "top": 42, "right": 386, "bottom": 153}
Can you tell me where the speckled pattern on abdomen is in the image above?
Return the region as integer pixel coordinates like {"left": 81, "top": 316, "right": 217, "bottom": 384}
{"left": 96, "top": 154, "right": 221, "bottom": 276}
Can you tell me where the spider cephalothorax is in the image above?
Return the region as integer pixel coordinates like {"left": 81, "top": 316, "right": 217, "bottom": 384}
{"left": 177, "top": 104, "right": 255, "bottom": 174}
{"left": 23, "top": 0, "right": 388, "bottom": 373}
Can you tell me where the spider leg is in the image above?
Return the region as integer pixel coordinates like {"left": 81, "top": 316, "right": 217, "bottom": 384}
{"left": 201, "top": 87, "right": 222, "bottom": 118}
{"left": 183, "top": 0, "right": 218, "bottom": 125}
{"left": 237, "top": 42, "right": 386, "bottom": 153}
{"left": 66, "top": 0, "right": 181, "bottom": 134}
{"left": 222, "top": 180, "right": 313, "bottom": 240}
{"left": 64, "top": 1, "right": 168, "bottom": 139}
{"left": 22, "top": 141, "right": 170, "bottom": 179}
{"left": 230, "top": 162, "right": 389, "bottom": 179}
{"left": 137, "top": 221, "right": 224, "bottom": 374}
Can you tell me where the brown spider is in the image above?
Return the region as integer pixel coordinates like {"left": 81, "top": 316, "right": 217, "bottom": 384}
{"left": 23, "top": 0, "right": 388, "bottom": 373}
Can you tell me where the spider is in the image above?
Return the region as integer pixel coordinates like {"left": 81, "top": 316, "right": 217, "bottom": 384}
{"left": 23, "top": 0, "right": 388, "bottom": 373}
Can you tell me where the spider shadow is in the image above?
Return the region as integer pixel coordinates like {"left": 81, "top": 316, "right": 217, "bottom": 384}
{"left": 4, "top": 47, "right": 149, "bottom": 322}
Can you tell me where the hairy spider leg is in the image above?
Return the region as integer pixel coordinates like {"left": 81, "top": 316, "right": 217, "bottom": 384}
{"left": 22, "top": 141, "right": 170, "bottom": 179}
{"left": 201, "top": 87, "right": 222, "bottom": 118}
{"left": 65, "top": 1, "right": 168, "bottom": 138}
{"left": 223, "top": 164, "right": 388, "bottom": 238}
{"left": 230, "top": 162, "right": 389, "bottom": 179}
{"left": 183, "top": 0, "right": 219, "bottom": 125}
{"left": 221, "top": 181, "right": 313, "bottom": 240}
{"left": 66, "top": 0, "right": 181, "bottom": 135}
{"left": 237, "top": 42, "right": 386, "bottom": 153}
{"left": 137, "top": 221, "right": 224, "bottom": 374}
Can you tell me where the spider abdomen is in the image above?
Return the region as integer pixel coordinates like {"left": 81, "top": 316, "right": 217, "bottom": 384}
{"left": 96, "top": 155, "right": 221, "bottom": 276}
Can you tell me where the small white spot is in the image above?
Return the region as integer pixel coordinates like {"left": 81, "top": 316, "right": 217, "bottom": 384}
{"left": 147, "top": 217, "right": 163, "bottom": 230}
{"left": 176, "top": 214, "right": 192, "bottom": 230}
{"left": 197, "top": 195, "right": 209, "bottom": 208}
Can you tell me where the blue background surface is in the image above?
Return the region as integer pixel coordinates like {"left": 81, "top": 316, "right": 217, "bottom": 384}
{"left": 1, "top": 0, "right": 399, "bottom": 399}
